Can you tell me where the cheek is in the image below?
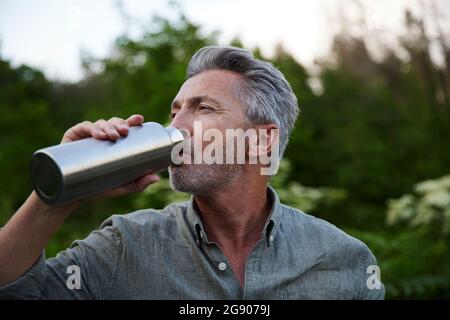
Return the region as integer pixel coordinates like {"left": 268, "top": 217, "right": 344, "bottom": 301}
{"left": 193, "top": 111, "right": 247, "bottom": 138}
{"left": 195, "top": 115, "right": 224, "bottom": 131}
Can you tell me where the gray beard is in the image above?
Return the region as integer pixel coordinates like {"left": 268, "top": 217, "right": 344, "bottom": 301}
{"left": 169, "top": 163, "right": 242, "bottom": 195}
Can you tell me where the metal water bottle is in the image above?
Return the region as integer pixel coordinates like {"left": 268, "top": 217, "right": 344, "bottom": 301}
{"left": 30, "top": 122, "right": 185, "bottom": 205}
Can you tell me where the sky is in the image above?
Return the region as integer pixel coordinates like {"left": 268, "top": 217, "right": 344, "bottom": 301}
{"left": 1, "top": 0, "right": 449, "bottom": 82}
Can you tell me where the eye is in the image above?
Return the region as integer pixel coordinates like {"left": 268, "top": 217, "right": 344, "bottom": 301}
{"left": 198, "top": 104, "right": 214, "bottom": 112}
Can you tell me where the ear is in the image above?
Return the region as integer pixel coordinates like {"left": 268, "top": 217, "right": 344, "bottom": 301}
{"left": 248, "top": 123, "right": 279, "bottom": 160}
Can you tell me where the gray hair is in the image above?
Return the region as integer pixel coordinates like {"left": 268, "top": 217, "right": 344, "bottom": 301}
{"left": 187, "top": 46, "right": 299, "bottom": 158}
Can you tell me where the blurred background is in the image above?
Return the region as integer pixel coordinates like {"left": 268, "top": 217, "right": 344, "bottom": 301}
{"left": 1, "top": 0, "right": 449, "bottom": 299}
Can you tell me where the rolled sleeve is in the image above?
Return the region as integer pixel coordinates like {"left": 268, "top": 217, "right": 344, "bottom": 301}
{"left": 0, "top": 252, "right": 46, "bottom": 299}
{"left": 0, "top": 223, "right": 121, "bottom": 300}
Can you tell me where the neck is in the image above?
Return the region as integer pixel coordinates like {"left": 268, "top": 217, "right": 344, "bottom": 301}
{"left": 193, "top": 173, "right": 271, "bottom": 250}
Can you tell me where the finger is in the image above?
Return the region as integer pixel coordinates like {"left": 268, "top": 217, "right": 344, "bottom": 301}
{"left": 126, "top": 114, "right": 144, "bottom": 127}
{"left": 95, "top": 174, "right": 160, "bottom": 198}
{"left": 133, "top": 174, "right": 160, "bottom": 192}
{"left": 91, "top": 126, "right": 108, "bottom": 140}
{"left": 96, "top": 119, "right": 120, "bottom": 140}
{"left": 109, "top": 117, "right": 129, "bottom": 136}
{"left": 61, "top": 121, "right": 95, "bottom": 143}
{"left": 122, "top": 174, "right": 160, "bottom": 194}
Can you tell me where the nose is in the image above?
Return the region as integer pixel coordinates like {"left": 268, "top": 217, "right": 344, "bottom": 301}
{"left": 170, "top": 107, "right": 194, "bottom": 137}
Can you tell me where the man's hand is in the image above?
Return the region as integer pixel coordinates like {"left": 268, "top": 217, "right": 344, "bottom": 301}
{"left": 60, "top": 114, "right": 160, "bottom": 200}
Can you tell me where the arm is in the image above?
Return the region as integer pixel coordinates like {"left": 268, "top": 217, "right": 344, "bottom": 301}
{"left": 0, "top": 114, "right": 159, "bottom": 289}
{"left": 0, "top": 191, "right": 77, "bottom": 288}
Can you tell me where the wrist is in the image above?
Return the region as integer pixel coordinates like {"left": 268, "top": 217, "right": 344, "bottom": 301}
{"left": 27, "top": 191, "right": 79, "bottom": 221}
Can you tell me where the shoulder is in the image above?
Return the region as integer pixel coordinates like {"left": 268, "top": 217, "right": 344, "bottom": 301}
{"left": 280, "top": 204, "right": 374, "bottom": 269}
{"left": 279, "top": 204, "right": 384, "bottom": 299}
{"left": 98, "top": 201, "right": 189, "bottom": 240}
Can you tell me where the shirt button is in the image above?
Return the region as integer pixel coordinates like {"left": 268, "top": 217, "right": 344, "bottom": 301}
{"left": 218, "top": 262, "right": 227, "bottom": 271}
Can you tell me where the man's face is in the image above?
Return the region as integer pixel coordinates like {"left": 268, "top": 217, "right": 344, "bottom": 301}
{"left": 168, "top": 69, "right": 248, "bottom": 195}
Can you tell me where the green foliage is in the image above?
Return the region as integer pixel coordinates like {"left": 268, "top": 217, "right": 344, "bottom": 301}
{"left": 270, "top": 159, "right": 347, "bottom": 213}
{"left": 348, "top": 175, "right": 450, "bottom": 299}
{"left": 348, "top": 226, "right": 450, "bottom": 299}
{"left": 0, "top": 61, "right": 58, "bottom": 218}
{"left": 80, "top": 13, "right": 217, "bottom": 123}
{"left": 387, "top": 175, "right": 450, "bottom": 235}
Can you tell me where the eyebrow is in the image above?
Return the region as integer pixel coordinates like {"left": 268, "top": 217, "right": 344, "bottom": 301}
{"left": 171, "top": 95, "right": 221, "bottom": 109}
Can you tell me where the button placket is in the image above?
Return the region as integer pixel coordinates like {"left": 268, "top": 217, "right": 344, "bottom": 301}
{"left": 204, "top": 243, "right": 230, "bottom": 274}
{"left": 243, "top": 240, "right": 265, "bottom": 299}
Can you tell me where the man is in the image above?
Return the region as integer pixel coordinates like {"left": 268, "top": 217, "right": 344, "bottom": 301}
{"left": 0, "top": 46, "right": 384, "bottom": 299}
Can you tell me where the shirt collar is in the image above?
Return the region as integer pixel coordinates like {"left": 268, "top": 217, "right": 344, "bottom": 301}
{"left": 186, "top": 185, "right": 282, "bottom": 247}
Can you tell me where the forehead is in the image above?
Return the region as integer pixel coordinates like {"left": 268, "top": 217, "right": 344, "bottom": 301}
{"left": 174, "top": 69, "right": 244, "bottom": 104}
